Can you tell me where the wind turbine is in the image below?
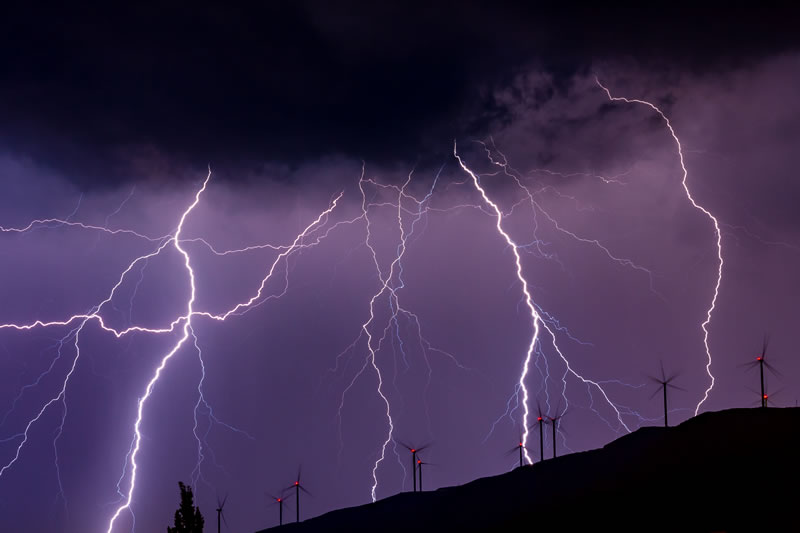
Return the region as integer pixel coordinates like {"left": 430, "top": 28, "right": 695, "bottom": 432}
{"left": 504, "top": 431, "right": 529, "bottom": 468}
{"left": 398, "top": 440, "right": 431, "bottom": 492}
{"left": 267, "top": 489, "right": 292, "bottom": 527}
{"left": 742, "top": 336, "right": 781, "bottom": 408}
{"left": 286, "top": 465, "right": 311, "bottom": 523}
{"left": 215, "top": 493, "right": 228, "bottom": 533}
{"left": 647, "top": 360, "right": 685, "bottom": 427}
{"left": 547, "top": 408, "right": 566, "bottom": 459}
{"left": 527, "top": 402, "right": 547, "bottom": 462}
{"left": 416, "top": 458, "right": 436, "bottom": 492}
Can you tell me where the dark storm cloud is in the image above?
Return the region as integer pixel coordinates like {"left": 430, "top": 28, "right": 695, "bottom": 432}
{"left": 1, "top": 2, "right": 799, "bottom": 187}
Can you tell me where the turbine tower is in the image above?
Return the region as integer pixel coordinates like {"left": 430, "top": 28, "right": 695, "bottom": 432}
{"left": 647, "top": 361, "right": 685, "bottom": 427}
{"left": 416, "top": 458, "right": 435, "bottom": 491}
{"left": 505, "top": 432, "right": 529, "bottom": 468}
{"left": 527, "top": 402, "right": 546, "bottom": 462}
{"left": 215, "top": 493, "right": 228, "bottom": 533}
{"left": 286, "top": 466, "right": 311, "bottom": 523}
{"left": 398, "top": 440, "right": 430, "bottom": 492}
{"left": 267, "top": 490, "right": 291, "bottom": 527}
{"left": 547, "top": 409, "right": 565, "bottom": 459}
{"left": 742, "top": 335, "right": 781, "bottom": 408}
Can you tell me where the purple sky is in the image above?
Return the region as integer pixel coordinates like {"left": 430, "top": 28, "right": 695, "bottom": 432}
{"left": 1, "top": 10, "right": 800, "bottom": 532}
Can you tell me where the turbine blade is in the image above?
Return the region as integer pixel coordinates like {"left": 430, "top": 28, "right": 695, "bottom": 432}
{"left": 763, "top": 359, "right": 782, "bottom": 377}
{"left": 645, "top": 373, "right": 665, "bottom": 385}
{"left": 417, "top": 441, "right": 433, "bottom": 452}
{"left": 504, "top": 445, "right": 521, "bottom": 456}
{"left": 739, "top": 361, "right": 758, "bottom": 371}
{"left": 744, "top": 385, "right": 760, "bottom": 396}
{"left": 767, "top": 386, "right": 784, "bottom": 399}
{"left": 666, "top": 382, "right": 687, "bottom": 392}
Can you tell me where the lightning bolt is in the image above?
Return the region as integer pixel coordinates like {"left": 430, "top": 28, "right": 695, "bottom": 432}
{"left": 351, "top": 168, "right": 434, "bottom": 501}
{"left": 0, "top": 165, "right": 353, "bottom": 530}
{"left": 359, "top": 169, "right": 402, "bottom": 502}
{"left": 595, "top": 77, "right": 723, "bottom": 415}
{"left": 193, "top": 192, "right": 345, "bottom": 321}
{"left": 0, "top": 82, "right": 724, "bottom": 527}
{"left": 0, "top": 318, "right": 87, "bottom": 479}
{"left": 454, "top": 143, "right": 542, "bottom": 464}
{"left": 333, "top": 165, "right": 475, "bottom": 498}
{"left": 106, "top": 177, "right": 348, "bottom": 530}
{"left": 105, "top": 171, "right": 210, "bottom": 532}
{"left": 455, "top": 141, "right": 632, "bottom": 464}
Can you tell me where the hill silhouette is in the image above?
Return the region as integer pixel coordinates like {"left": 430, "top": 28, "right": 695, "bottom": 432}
{"left": 256, "top": 408, "right": 799, "bottom": 532}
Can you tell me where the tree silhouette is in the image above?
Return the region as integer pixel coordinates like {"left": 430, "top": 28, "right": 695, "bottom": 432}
{"left": 167, "top": 482, "right": 204, "bottom": 533}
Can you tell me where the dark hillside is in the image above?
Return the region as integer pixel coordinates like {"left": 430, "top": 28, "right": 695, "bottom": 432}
{"left": 257, "top": 408, "right": 800, "bottom": 532}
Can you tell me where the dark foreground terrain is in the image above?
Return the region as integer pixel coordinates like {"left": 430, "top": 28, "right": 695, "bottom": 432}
{"left": 257, "top": 408, "right": 799, "bottom": 532}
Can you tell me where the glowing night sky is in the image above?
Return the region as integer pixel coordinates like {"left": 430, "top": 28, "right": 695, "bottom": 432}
{"left": 1, "top": 4, "right": 799, "bottom": 532}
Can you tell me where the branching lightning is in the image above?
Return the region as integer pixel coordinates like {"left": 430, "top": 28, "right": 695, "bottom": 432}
{"left": 455, "top": 141, "right": 633, "bottom": 464}
{"left": 105, "top": 171, "right": 211, "bottom": 532}
{"left": 0, "top": 168, "right": 353, "bottom": 530}
{"left": 333, "top": 166, "right": 473, "bottom": 500}
{"left": 453, "top": 143, "right": 628, "bottom": 463}
{"left": 595, "top": 78, "right": 724, "bottom": 415}
{"left": 0, "top": 76, "right": 730, "bottom": 531}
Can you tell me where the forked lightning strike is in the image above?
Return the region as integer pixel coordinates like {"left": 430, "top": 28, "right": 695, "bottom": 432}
{"left": 0, "top": 169, "right": 352, "bottom": 531}
{"left": 453, "top": 145, "right": 541, "bottom": 464}
{"left": 0, "top": 75, "right": 727, "bottom": 528}
{"left": 335, "top": 167, "right": 470, "bottom": 500}
{"left": 455, "top": 142, "right": 632, "bottom": 464}
{"left": 106, "top": 171, "right": 210, "bottom": 532}
{"left": 595, "top": 78, "right": 724, "bottom": 415}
